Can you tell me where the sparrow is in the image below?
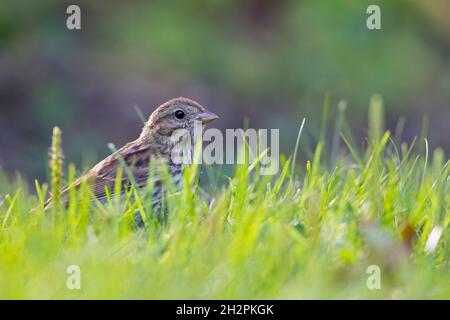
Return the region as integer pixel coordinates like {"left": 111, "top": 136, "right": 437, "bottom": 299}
{"left": 45, "top": 97, "right": 218, "bottom": 223}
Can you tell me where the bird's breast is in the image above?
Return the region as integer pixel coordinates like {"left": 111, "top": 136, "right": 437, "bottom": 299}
{"left": 169, "top": 162, "right": 184, "bottom": 188}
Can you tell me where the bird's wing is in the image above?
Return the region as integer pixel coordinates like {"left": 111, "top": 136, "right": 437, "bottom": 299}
{"left": 45, "top": 140, "right": 161, "bottom": 208}
{"left": 88, "top": 141, "right": 158, "bottom": 201}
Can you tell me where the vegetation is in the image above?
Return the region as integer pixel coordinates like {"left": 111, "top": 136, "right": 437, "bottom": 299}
{"left": 0, "top": 97, "right": 448, "bottom": 299}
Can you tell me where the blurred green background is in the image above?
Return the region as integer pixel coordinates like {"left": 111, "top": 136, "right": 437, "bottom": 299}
{"left": 0, "top": 0, "right": 449, "bottom": 181}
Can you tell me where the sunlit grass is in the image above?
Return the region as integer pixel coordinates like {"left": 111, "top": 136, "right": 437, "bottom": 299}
{"left": 0, "top": 96, "right": 448, "bottom": 299}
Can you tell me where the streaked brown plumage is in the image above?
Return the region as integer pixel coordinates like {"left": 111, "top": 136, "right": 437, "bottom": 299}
{"left": 45, "top": 97, "right": 218, "bottom": 222}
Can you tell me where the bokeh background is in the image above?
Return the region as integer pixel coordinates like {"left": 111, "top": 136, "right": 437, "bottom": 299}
{"left": 1, "top": 0, "right": 449, "bottom": 182}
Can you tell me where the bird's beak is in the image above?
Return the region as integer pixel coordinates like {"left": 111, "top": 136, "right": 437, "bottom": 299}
{"left": 195, "top": 111, "right": 219, "bottom": 124}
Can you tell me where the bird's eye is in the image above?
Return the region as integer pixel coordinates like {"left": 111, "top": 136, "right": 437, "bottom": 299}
{"left": 175, "top": 110, "right": 185, "bottom": 120}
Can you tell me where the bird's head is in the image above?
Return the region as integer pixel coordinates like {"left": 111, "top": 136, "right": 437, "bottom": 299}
{"left": 141, "top": 97, "right": 218, "bottom": 140}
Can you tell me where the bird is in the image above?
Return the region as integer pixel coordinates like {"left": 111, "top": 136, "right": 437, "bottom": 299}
{"left": 44, "top": 97, "right": 219, "bottom": 224}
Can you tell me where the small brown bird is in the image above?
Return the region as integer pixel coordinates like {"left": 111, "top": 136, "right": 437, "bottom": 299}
{"left": 46, "top": 97, "right": 218, "bottom": 223}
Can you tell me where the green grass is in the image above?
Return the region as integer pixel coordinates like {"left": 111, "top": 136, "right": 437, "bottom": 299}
{"left": 0, "top": 97, "right": 448, "bottom": 299}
